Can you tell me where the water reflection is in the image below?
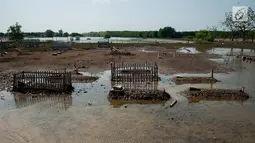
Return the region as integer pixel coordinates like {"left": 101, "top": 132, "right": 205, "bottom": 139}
{"left": 111, "top": 81, "right": 158, "bottom": 90}
{"left": 187, "top": 97, "right": 245, "bottom": 105}
{"left": 177, "top": 47, "right": 201, "bottom": 54}
{"left": 207, "top": 47, "right": 255, "bottom": 56}
{"left": 13, "top": 93, "right": 72, "bottom": 110}
{"left": 108, "top": 99, "right": 166, "bottom": 108}
{"left": 176, "top": 47, "right": 255, "bottom": 58}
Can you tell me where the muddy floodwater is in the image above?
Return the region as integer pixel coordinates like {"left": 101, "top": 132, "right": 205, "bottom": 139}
{"left": 1, "top": 47, "right": 255, "bottom": 142}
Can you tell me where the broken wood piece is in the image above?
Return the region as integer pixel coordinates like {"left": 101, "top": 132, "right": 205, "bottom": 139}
{"left": 170, "top": 100, "right": 177, "bottom": 108}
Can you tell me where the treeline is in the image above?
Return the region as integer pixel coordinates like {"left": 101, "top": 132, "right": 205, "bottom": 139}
{"left": 0, "top": 31, "right": 82, "bottom": 38}
{"left": 1, "top": 26, "right": 254, "bottom": 40}
{"left": 86, "top": 27, "right": 195, "bottom": 38}
{"left": 86, "top": 28, "right": 255, "bottom": 40}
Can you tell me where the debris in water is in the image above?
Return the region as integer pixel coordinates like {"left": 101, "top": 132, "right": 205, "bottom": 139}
{"left": 170, "top": 100, "right": 177, "bottom": 108}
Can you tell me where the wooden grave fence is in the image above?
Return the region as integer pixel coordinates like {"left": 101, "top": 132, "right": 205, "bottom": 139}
{"left": 13, "top": 71, "right": 72, "bottom": 93}
{"left": 110, "top": 62, "right": 158, "bottom": 82}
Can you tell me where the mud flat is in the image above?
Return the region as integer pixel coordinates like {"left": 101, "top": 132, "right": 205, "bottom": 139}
{"left": 173, "top": 76, "right": 218, "bottom": 84}
{"left": 108, "top": 88, "right": 171, "bottom": 100}
{"left": 183, "top": 87, "right": 249, "bottom": 100}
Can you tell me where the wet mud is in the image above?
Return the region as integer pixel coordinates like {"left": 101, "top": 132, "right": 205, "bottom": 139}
{"left": 173, "top": 76, "right": 218, "bottom": 84}
{"left": 182, "top": 88, "right": 249, "bottom": 101}
{"left": 108, "top": 88, "right": 171, "bottom": 100}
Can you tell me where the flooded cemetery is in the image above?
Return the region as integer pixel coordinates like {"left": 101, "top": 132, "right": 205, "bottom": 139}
{"left": 1, "top": 43, "right": 255, "bottom": 142}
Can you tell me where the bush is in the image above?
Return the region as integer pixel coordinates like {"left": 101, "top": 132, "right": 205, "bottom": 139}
{"left": 185, "top": 35, "right": 194, "bottom": 40}
{"left": 104, "top": 32, "right": 111, "bottom": 39}
{"left": 195, "top": 30, "right": 214, "bottom": 42}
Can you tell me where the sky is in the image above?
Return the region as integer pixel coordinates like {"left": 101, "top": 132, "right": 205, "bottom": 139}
{"left": 1, "top": 0, "right": 255, "bottom": 33}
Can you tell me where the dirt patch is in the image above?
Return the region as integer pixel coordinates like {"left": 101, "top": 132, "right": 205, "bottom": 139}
{"left": 108, "top": 88, "right": 171, "bottom": 100}
{"left": 172, "top": 76, "right": 218, "bottom": 84}
{"left": 0, "top": 47, "right": 226, "bottom": 73}
{"left": 182, "top": 88, "right": 249, "bottom": 100}
{"left": 0, "top": 46, "right": 231, "bottom": 88}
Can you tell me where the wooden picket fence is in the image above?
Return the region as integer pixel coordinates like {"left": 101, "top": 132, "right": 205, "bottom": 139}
{"left": 13, "top": 71, "right": 72, "bottom": 93}
{"left": 110, "top": 62, "right": 158, "bottom": 82}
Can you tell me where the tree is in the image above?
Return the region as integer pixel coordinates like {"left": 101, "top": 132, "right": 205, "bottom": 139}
{"left": 63, "top": 32, "right": 69, "bottom": 37}
{"left": 7, "top": 22, "right": 24, "bottom": 41}
{"left": 207, "top": 25, "right": 218, "bottom": 42}
{"left": 185, "top": 35, "right": 194, "bottom": 40}
{"left": 195, "top": 30, "right": 213, "bottom": 42}
{"left": 58, "top": 29, "right": 63, "bottom": 37}
{"left": 222, "top": 7, "right": 255, "bottom": 41}
{"left": 70, "top": 33, "right": 81, "bottom": 37}
{"left": 158, "top": 27, "right": 176, "bottom": 38}
{"left": 0, "top": 32, "right": 4, "bottom": 37}
{"left": 247, "top": 30, "right": 255, "bottom": 42}
{"left": 153, "top": 31, "right": 158, "bottom": 38}
{"left": 45, "top": 29, "right": 54, "bottom": 37}
{"left": 104, "top": 32, "right": 111, "bottom": 39}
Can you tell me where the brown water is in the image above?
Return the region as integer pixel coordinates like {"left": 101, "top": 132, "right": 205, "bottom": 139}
{"left": 0, "top": 48, "right": 255, "bottom": 142}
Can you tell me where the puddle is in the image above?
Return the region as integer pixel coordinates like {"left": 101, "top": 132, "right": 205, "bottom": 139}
{"left": 139, "top": 48, "right": 157, "bottom": 53}
{"left": 0, "top": 91, "right": 72, "bottom": 110}
{"left": 14, "top": 94, "right": 72, "bottom": 110}
{"left": 176, "top": 47, "right": 255, "bottom": 58}
{"left": 0, "top": 90, "right": 15, "bottom": 109}
{"left": 1, "top": 60, "right": 255, "bottom": 109}
{"left": 177, "top": 47, "right": 200, "bottom": 54}
{"left": 109, "top": 99, "right": 167, "bottom": 108}
{"left": 208, "top": 58, "right": 225, "bottom": 63}
{"left": 207, "top": 48, "right": 255, "bottom": 56}
{"left": 186, "top": 96, "right": 247, "bottom": 104}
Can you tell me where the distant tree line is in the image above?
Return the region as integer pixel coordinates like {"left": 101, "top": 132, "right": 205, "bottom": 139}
{"left": 86, "top": 28, "right": 255, "bottom": 40}
{"left": 0, "top": 29, "right": 83, "bottom": 38}
{"left": 1, "top": 25, "right": 254, "bottom": 42}
{"left": 1, "top": 29, "right": 254, "bottom": 42}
